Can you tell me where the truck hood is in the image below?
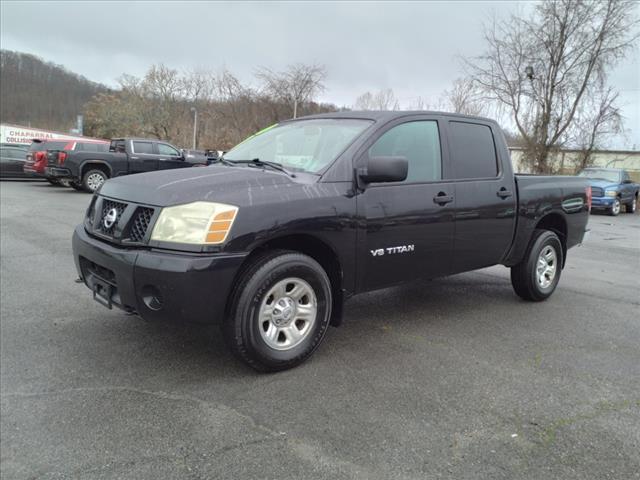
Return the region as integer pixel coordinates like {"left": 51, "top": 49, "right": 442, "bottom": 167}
{"left": 99, "top": 166, "right": 311, "bottom": 207}
{"left": 586, "top": 179, "right": 619, "bottom": 190}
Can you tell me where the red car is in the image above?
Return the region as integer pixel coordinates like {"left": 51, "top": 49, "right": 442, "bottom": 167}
{"left": 24, "top": 138, "right": 109, "bottom": 185}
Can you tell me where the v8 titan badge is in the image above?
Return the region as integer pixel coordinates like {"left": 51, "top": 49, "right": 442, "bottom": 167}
{"left": 370, "top": 244, "right": 415, "bottom": 257}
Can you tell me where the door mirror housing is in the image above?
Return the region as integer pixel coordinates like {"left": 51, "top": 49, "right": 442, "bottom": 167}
{"left": 358, "top": 156, "right": 408, "bottom": 183}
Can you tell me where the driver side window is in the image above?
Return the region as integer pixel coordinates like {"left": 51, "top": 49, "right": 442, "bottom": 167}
{"left": 369, "top": 121, "right": 442, "bottom": 183}
{"left": 158, "top": 143, "right": 180, "bottom": 156}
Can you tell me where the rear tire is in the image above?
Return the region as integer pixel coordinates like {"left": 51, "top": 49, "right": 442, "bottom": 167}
{"left": 625, "top": 197, "right": 637, "bottom": 214}
{"left": 511, "top": 229, "right": 563, "bottom": 302}
{"left": 82, "top": 169, "right": 108, "bottom": 193}
{"left": 224, "top": 250, "right": 332, "bottom": 372}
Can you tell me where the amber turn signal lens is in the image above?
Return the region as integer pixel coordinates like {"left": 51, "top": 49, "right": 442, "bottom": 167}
{"left": 205, "top": 209, "right": 238, "bottom": 244}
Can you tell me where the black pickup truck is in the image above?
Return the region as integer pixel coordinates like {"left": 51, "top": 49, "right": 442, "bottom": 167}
{"left": 46, "top": 137, "right": 208, "bottom": 192}
{"left": 72, "top": 112, "right": 590, "bottom": 371}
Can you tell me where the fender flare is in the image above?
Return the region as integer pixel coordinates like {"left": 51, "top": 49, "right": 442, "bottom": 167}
{"left": 79, "top": 160, "right": 113, "bottom": 178}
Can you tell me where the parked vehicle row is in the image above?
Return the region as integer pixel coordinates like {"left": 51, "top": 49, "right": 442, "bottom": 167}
{"left": 577, "top": 167, "right": 639, "bottom": 216}
{"left": 46, "top": 138, "right": 213, "bottom": 192}
{"left": 0, "top": 136, "right": 220, "bottom": 192}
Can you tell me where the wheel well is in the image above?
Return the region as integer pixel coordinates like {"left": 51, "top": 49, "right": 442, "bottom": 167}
{"left": 535, "top": 213, "right": 567, "bottom": 265}
{"left": 234, "top": 235, "right": 344, "bottom": 326}
{"left": 82, "top": 162, "right": 111, "bottom": 179}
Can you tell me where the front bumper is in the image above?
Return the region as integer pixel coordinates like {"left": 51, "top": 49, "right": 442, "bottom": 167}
{"left": 72, "top": 225, "right": 247, "bottom": 323}
{"left": 590, "top": 196, "right": 615, "bottom": 209}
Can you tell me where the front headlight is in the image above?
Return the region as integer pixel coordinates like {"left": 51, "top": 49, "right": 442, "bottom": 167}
{"left": 150, "top": 201, "right": 238, "bottom": 245}
{"left": 605, "top": 190, "right": 618, "bottom": 197}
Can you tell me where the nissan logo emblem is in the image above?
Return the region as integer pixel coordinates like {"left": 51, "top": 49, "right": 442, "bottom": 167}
{"left": 103, "top": 208, "right": 118, "bottom": 229}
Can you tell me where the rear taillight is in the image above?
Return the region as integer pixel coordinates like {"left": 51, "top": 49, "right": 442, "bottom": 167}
{"left": 58, "top": 152, "right": 67, "bottom": 165}
{"left": 35, "top": 151, "right": 45, "bottom": 161}
{"left": 586, "top": 186, "right": 592, "bottom": 212}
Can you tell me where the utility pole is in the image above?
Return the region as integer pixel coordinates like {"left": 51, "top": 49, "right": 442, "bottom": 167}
{"left": 190, "top": 107, "right": 198, "bottom": 149}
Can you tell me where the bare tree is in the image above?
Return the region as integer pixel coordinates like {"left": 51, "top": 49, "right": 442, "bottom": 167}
{"left": 570, "top": 85, "right": 624, "bottom": 171}
{"left": 466, "top": 0, "right": 638, "bottom": 173}
{"left": 441, "top": 77, "right": 485, "bottom": 116}
{"left": 256, "top": 63, "right": 327, "bottom": 118}
{"left": 354, "top": 88, "right": 400, "bottom": 110}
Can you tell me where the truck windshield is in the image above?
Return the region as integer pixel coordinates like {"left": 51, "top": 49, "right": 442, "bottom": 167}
{"left": 578, "top": 169, "right": 620, "bottom": 183}
{"left": 223, "top": 119, "right": 372, "bottom": 173}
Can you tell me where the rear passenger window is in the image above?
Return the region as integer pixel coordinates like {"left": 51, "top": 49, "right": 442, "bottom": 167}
{"left": 369, "top": 121, "right": 441, "bottom": 183}
{"left": 133, "top": 141, "right": 154, "bottom": 154}
{"left": 448, "top": 122, "right": 498, "bottom": 179}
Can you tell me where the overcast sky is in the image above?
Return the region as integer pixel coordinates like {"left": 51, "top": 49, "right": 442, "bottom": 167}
{"left": 1, "top": 1, "right": 638, "bottom": 148}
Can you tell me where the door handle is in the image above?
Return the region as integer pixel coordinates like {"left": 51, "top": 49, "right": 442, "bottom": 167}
{"left": 433, "top": 192, "right": 454, "bottom": 205}
{"left": 497, "top": 188, "right": 513, "bottom": 198}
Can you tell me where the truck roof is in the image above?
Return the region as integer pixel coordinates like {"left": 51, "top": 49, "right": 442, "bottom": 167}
{"left": 295, "top": 110, "right": 497, "bottom": 125}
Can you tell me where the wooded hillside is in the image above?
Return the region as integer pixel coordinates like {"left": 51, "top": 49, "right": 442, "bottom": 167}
{"left": 0, "top": 50, "right": 109, "bottom": 131}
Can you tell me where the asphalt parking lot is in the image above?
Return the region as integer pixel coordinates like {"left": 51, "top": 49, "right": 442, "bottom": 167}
{"left": 1, "top": 179, "right": 639, "bottom": 480}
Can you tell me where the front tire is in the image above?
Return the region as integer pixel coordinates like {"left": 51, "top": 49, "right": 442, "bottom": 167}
{"left": 224, "top": 251, "right": 332, "bottom": 372}
{"left": 511, "top": 229, "right": 563, "bottom": 302}
{"left": 82, "top": 169, "right": 108, "bottom": 193}
{"left": 609, "top": 198, "right": 621, "bottom": 216}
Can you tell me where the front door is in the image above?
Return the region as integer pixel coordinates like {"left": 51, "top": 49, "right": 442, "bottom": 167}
{"left": 156, "top": 143, "right": 187, "bottom": 170}
{"left": 357, "top": 118, "right": 456, "bottom": 291}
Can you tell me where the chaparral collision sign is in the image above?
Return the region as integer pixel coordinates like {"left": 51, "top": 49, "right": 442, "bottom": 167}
{"left": 0, "top": 123, "right": 90, "bottom": 145}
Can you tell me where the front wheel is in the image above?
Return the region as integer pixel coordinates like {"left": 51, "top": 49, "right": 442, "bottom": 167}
{"left": 609, "top": 198, "right": 621, "bottom": 216}
{"left": 511, "top": 229, "right": 563, "bottom": 302}
{"left": 224, "top": 251, "right": 332, "bottom": 372}
{"left": 82, "top": 169, "right": 108, "bottom": 192}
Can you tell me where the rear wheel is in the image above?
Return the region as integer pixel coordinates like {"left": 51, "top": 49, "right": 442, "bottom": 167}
{"left": 511, "top": 229, "right": 563, "bottom": 302}
{"left": 609, "top": 198, "right": 621, "bottom": 216}
{"left": 82, "top": 169, "right": 108, "bottom": 192}
{"left": 625, "top": 197, "right": 637, "bottom": 214}
{"left": 224, "top": 250, "right": 332, "bottom": 372}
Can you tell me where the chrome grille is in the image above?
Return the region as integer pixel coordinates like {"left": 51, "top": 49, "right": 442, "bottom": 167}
{"left": 128, "top": 207, "right": 154, "bottom": 243}
{"left": 591, "top": 187, "right": 604, "bottom": 197}
{"left": 98, "top": 199, "right": 127, "bottom": 235}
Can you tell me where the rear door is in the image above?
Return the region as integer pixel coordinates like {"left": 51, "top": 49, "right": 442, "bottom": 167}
{"left": 129, "top": 140, "right": 158, "bottom": 173}
{"left": 156, "top": 142, "right": 188, "bottom": 170}
{"left": 445, "top": 120, "right": 517, "bottom": 273}
{"left": 357, "top": 116, "right": 456, "bottom": 291}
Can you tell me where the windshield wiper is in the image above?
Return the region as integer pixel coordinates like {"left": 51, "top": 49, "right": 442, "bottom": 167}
{"left": 211, "top": 156, "right": 236, "bottom": 166}
{"left": 227, "top": 158, "right": 296, "bottom": 178}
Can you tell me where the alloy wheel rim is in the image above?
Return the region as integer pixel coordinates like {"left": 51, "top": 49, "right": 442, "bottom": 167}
{"left": 536, "top": 245, "right": 557, "bottom": 290}
{"left": 612, "top": 199, "right": 620, "bottom": 215}
{"left": 258, "top": 277, "right": 317, "bottom": 351}
{"left": 87, "top": 173, "right": 105, "bottom": 191}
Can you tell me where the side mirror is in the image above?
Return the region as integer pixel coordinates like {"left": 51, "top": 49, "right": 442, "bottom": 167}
{"left": 623, "top": 179, "right": 632, "bottom": 184}
{"left": 359, "top": 156, "right": 408, "bottom": 183}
